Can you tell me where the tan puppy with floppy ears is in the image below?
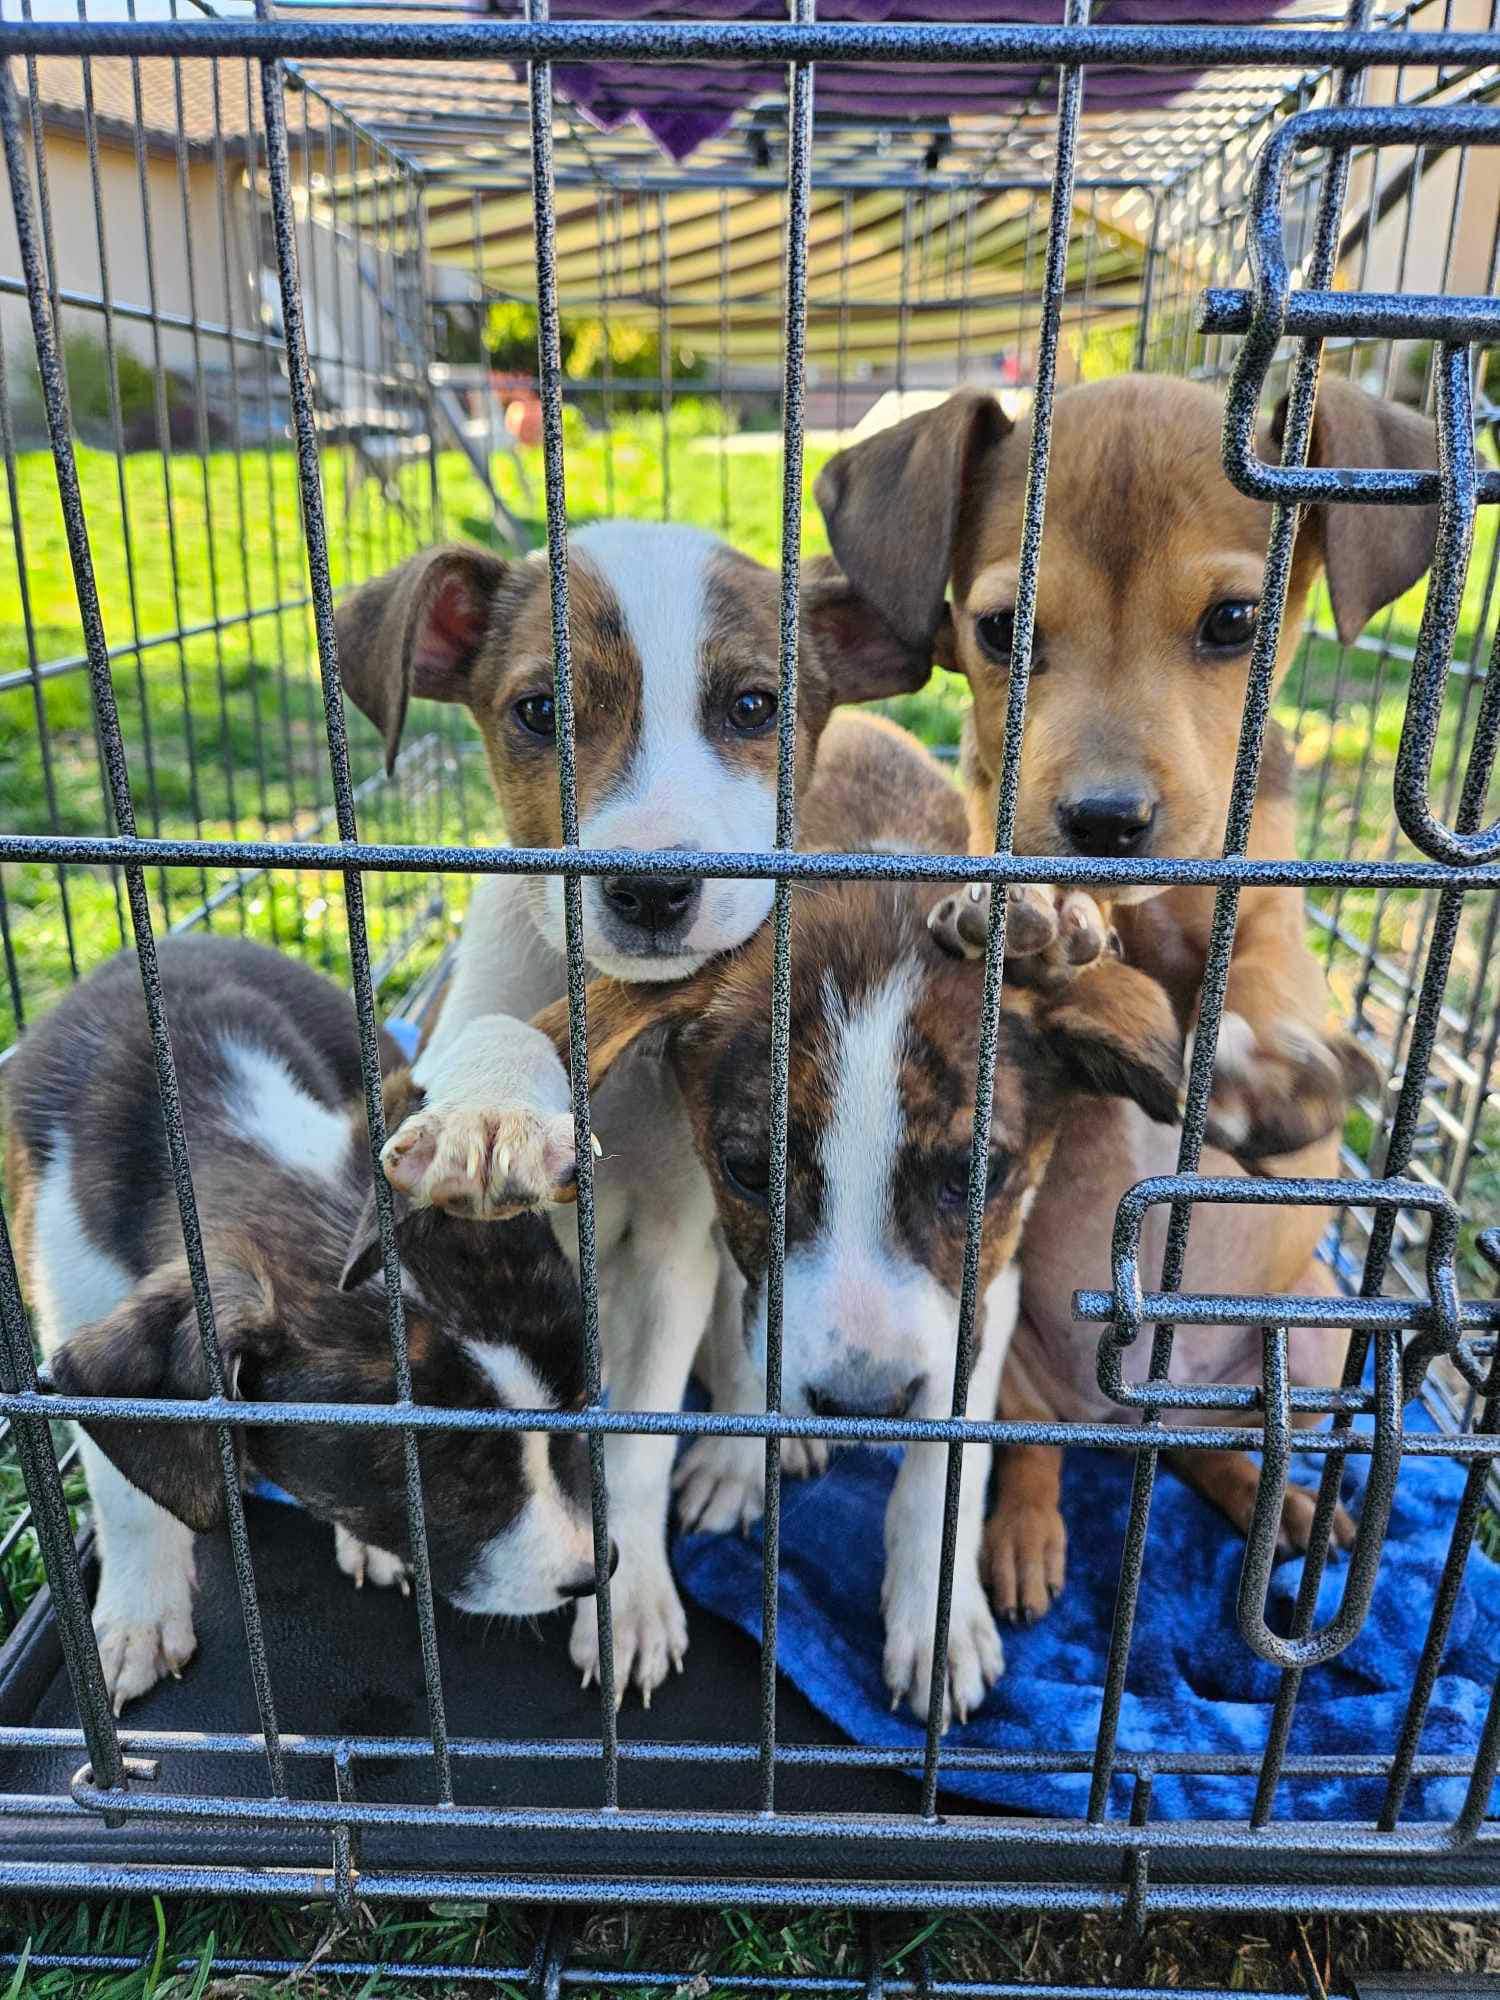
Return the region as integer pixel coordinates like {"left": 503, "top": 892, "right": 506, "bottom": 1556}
{"left": 815, "top": 373, "right": 1439, "bottom": 1618}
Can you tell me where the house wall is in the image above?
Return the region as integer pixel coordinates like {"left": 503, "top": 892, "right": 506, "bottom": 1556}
{"left": 0, "top": 129, "right": 254, "bottom": 384}
{"left": 1343, "top": 0, "right": 1499, "bottom": 311}
{"left": 0, "top": 126, "right": 418, "bottom": 437}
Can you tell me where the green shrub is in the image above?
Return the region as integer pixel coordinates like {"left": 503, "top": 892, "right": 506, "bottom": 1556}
{"left": 481, "top": 298, "right": 708, "bottom": 412}
{"left": 10, "top": 330, "right": 213, "bottom": 450}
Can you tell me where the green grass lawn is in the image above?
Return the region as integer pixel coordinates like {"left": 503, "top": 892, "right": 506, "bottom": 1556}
{"left": 4, "top": 415, "right": 1495, "bottom": 1043}
{"left": 2, "top": 417, "right": 1499, "bottom": 1995}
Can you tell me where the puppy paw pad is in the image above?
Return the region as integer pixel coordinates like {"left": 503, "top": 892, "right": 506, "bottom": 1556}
{"left": 382, "top": 1104, "right": 580, "bottom": 1218}
{"left": 929, "top": 883, "right": 992, "bottom": 960}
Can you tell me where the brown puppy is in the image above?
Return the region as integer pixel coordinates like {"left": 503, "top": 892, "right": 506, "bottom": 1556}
{"left": 816, "top": 374, "right": 1439, "bottom": 1615}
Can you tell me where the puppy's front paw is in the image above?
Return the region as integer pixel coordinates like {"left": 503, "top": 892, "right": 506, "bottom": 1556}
{"left": 673, "top": 1429, "right": 827, "bottom": 1535}
{"left": 382, "top": 1102, "right": 583, "bottom": 1219}
{"left": 983, "top": 1495, "right": 1066, "bottom": 1625}
{"left": 782, "top": 1433, "right": 830, "bottom": 1481}
{"left": 1197, "top": 1011, "right": 1378, "bottom": 1163}
{"left": 675, "top": 1434, "right": 767, "bottom": 1534}
{"left": 1275, "top": 1482, "right": 1358, "bottom": 1558}
{"left": 95, "top": 1598, "right": 197, "bottom": 1714}
{"left": 1212, "top": 1463, "right": 1358, "bottom": 1559}
{"left": 929, "top": 884, "right": 1117, "bottom": 989}
{"left": 335, "top": 1524, "right": 411, "bottom": 1595}
{"left": 570, "top": 1551, "right": 688, "bottom": 1709}
{"left": 929, "top": 882, "right": 994, "bottom": 960}
{"left": 881, "top": 1567, "right": 1004, "bottom": 1729}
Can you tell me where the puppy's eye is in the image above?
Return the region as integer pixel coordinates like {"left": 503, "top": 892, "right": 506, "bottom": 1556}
{"left": 728, "top": 688, "right": 777, "bottom": 736}
{"left": 937, "top": 1151, "right": 1010, "bottom": 1211}
{"left": 721, "top": 1149, "right": 771, "bottom": 1204}
{"left": 974, "top": 609, "right": 1016, "bottom": 663}
{"left": 1197, "top": 599, "right": 1259, "bottom": 655}
{"left": 513, "top": 693, "right": 556, "bottom": 739}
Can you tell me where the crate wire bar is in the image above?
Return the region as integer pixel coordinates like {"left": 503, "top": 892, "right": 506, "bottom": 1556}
{"left": 0, "top": 0, "right": 1497, "bottom": 1973}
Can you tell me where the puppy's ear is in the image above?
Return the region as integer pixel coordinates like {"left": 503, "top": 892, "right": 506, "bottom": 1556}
{"left": 338, "top": 1067, "right": 427, "bottom": 1291}
{"left": 532, "top": 972, "right": 712, "bottom": 1096}
{"left": 1271, "top": 377, "right": 1439, "bottom": 645}
{"left": 335, "top": 544, "right": 510, "bottom": 774}
{"left": 1037, "top": 962, "right": 1183, "bottom": 1127}
{"left": 814, "top": 389, "right": 1012, "bottom": 653}
{"left": 48, "top": 1259, "right": 282, "bottom": 1533}
{"left": 338, "top": 1180, "right": 422, "bottom": 1294}
{"left": 799, "top": 561, "right": 934, "bottom": 704}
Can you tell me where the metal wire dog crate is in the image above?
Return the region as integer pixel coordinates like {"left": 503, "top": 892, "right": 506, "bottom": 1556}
{"left": 1, "top": 0, "right": 1500, "bottom": 1987}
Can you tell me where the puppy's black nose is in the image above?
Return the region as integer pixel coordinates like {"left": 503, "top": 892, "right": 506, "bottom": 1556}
{"left": 1058, "top": 792, "right": 1157, "bottom": 859}
{"left": 806, "top": 1372, "right": 926, "bottom": 1423}
{"left": 556, "top": 1541, "right": 619, "bottom": 1601}
{"left": 601, "top": 873, "right": 700, "bottom": 933}
{"left": 558, "top": 1539, "right": 619, "bottom": 1602}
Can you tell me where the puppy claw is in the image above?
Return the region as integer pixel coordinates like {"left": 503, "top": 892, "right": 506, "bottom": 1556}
{"left": 1058, "top": 890, "right": 1107, "bottom": 967}
{"left": 882, "top": 1570, "right": 1004, "bottom": 1729}
{"left": 591, "top": 1133, "right": 604, "bottom": 1159}
{"left": 334, "top": 1525, "right": 410, "bottom": 1597}
{"left": 382, "top": 1101, "right": 579, "bottom": 1218}
{"left": 984, "top": 1492, "right": 1067, "bottom": 1628}
{"left": 96, "top": 1599, "right": 198, "bottom": 1713}
{"left": 571, "top": 1559, "right": 689, "bottom": 1710}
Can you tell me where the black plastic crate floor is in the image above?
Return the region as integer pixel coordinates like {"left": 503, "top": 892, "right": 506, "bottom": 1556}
{"left": 0, "top": 1493, "right": 1005, "bottom": 1880}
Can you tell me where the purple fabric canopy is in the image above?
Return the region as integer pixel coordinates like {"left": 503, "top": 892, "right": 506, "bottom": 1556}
{"left": 500, "top": 2, "right": 1308, "bottom": 161}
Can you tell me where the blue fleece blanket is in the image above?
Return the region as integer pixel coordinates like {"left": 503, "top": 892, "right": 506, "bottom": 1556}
{"left": 672, "top": 1374, "right": 1500, "bottom": 1823}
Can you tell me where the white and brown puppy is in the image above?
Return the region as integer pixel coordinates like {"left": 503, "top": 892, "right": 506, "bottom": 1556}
{"left": 335, "top": 522, "right": 928, "bottom": 1705}
{"left": 5, "top": 937, "right": 600, "bottom": 1712}
{"left": 396, "top": 717, "right": 1185, "bottom": 1724}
